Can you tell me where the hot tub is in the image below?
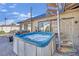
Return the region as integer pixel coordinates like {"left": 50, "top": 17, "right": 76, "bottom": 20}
{"left": 13, "top": 32, "right": 56, "bottom": 56}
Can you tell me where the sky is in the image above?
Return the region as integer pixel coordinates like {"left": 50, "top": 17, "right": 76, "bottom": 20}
{"left": 0, "top": 3, "right": 47, "bottom": 25}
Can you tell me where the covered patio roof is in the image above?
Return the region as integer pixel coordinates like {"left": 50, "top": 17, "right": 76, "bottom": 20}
{"left": 17, "top": 13, "right": 46, "bottom": 23}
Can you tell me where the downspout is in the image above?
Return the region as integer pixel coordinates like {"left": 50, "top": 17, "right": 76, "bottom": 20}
{"left": 57, "top": 3, "right": 61, "bottom": 49}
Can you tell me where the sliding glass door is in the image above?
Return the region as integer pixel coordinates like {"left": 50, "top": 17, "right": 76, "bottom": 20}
{"left": 38, "top": 21, "right": 51, "bottom": 32}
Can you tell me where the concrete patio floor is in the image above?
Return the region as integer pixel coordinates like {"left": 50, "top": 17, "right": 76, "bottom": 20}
{"left": 0, "top": 36, "right": 16, "bottom": 56}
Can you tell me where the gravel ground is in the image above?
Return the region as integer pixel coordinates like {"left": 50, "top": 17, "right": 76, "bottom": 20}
{"left": 0, "top": 36, "right": 16, "bottom": 56}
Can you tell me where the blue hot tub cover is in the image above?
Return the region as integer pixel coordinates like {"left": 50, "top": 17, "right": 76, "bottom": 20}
{"left": 15, "top": 32, "right": 55, "bottom": 47}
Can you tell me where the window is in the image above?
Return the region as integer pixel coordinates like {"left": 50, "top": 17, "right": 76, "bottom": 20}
{"left": 38, "top": 21, "right": 51, "bottom": 32}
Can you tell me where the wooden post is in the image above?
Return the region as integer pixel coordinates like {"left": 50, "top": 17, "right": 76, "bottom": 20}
{"left": 37, "top": 22, "right": 39, "bottom": 32}
{"left": 47, "top": 4, "right": 51, "bottom": 32}
{"left": 30, "top": 7, "right": 32, "bottom": 32}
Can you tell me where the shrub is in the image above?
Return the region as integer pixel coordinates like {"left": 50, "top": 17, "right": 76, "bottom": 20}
{"left": 0, "top": 31, "right": 5, "bottom": 34}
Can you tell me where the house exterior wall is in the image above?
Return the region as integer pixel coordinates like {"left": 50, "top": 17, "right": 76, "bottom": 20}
{"left": 20, "top": 8, "right": 79, "bottom": 33}
{"left": 19, "top": 8, "right": 79, "bottom": 46}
